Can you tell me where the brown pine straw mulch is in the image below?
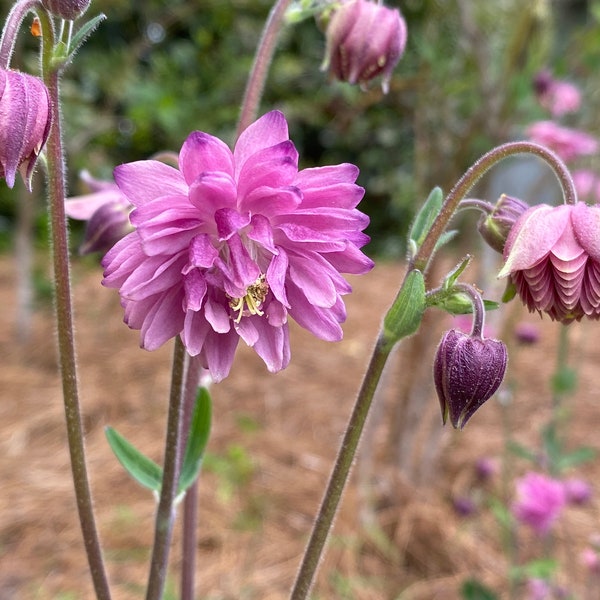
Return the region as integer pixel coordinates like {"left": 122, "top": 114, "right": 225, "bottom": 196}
{"left": 1, "top": 254, "right": 600, "bottom": 599}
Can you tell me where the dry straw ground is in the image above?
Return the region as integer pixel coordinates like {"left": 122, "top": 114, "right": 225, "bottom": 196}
{"left": 1, "top": 255, "right": 600, "bottom": 599}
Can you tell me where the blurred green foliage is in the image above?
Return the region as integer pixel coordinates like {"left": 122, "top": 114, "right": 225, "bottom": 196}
{"left": 2, "top": 0, "right": 600, "bottom": 256}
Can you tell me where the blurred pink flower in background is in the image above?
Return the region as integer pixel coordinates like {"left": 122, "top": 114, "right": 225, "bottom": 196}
{"left": 65, "top": 170, "right": 133, "bottom": 255}
{"left": 572, "top": 169, "right": 600, "bottom": 203}
{"left": 526, "top": 121, "right": 598, "bottom": 163}
{"left": 564, "top": 477, "right": 592, "bottom": 505}
{"left": 534, "top": 70, "right": 582, "bottom": 118}
{"left": 511, "top": 472, "right": 566, "bottom": 535}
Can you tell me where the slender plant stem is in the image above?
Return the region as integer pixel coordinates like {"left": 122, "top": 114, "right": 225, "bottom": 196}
{"left": 38, "top": 7, "right": 112, "bottom": 599}
{"left": 453, "top": 283, "right": 485, "bottom": 338}
{"left": 410, "top": 141, "right": 577, "bottom": 273}
{"left": 146, "top": 337, "right": 187, "bottom": 600}
{"left": 236, "top": 0, "right": 292, "bottom": 138}
{"left": 289, "top": 334, "right": 393, "bottom": 600}
{"left": 180, "top": 356, "right": 203, "bottom": 600}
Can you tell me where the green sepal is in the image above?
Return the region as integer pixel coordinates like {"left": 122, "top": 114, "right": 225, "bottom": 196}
{"left": 178, "top": 387, "right": 212, "bottom": 494}
{"left": 501, "top": 278, "right": 517, "bottom": 303}
{"left": 430, "top": 291, "right": 499, "bottom": 315}
{"left": 442, "top": 256, "right": 472, "bottom": 290}
{"left": 105, "top": 426, "right": 163, "bottom": 492}
{"left": 383, "top": 269, "right": 426, "bottom": 345}
{"left": 408, "top": 187, "right": 443, "bottom": 253}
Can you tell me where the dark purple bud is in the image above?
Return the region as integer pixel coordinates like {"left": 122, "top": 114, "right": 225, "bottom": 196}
{"left": 433, "top": 329, "right": 507, "bottom": 429}
{"left": 477, "top": 194, "right": 529, "bottom": 254}
{"left": 453, "top": 496, "right": 477, "bottom": 517}
{"left": 322, "top": 0, "right": 407, "bottom": 93}
{"left": 514, "top": 321, "right": 540, "bottom": 345}
{"left": 41, "top": 0, "right": 90, "bottom": 20}
{"left": 0, "top": 69, "right": 52, "bottom": 191}
{"left": 79, "top": 198, "right": 132, "bottom": 255}
{"left": 475, "top": 457, "right": 497, "bottom": 482}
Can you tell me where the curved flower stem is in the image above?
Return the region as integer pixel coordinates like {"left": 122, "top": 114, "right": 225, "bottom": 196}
{"left": 410, "top": 141, "right": 577, "bottom": 273}
{"left": 38, "top": 7, "right": 112, "bottom": 600}
{"left": 0, "top": 0, "right": 41, "bottom": 68}
{"left": 289, "top": 334, "right": 393, "bottom": 600}
{"left": 180, "top": 356, "right": 204, "bottom": 600}
{"left": 236, "top": 0, "right": 292, "bottom": 138}
{"left": 146, "top": 337, "right": 187, "bottom": 600}
{"left": 453, "top": 283, "right": 485, "bottom": 338}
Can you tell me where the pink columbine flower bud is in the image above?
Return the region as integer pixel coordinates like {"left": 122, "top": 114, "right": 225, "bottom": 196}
{"left": 511, "top": 472, "right": 566, "bottom": 536}
{"left": 65, "top": 171, "right": 133, "bottom": 255}
{"left": 433, "top": 329, "right": 507, "bottom": 429}
{"left": 533, "top": 70, "right": 581, "bottom": 118}
{"left": 322, "top": 0, "right": 407, "bottom": 93}
{"left": 41, "top": 0, "right": 90, "bottom": 19}
{"left": 499, "top": 202, "right": 600, "bottom": 323}
{"left": 478, "top": 194, "right": 529, "bottom": 254}
{"left": 0, "top": 69, "right": 51, "bottom": 191}
{"left": 526, "top": 121, "right": 598, "bottom": 163}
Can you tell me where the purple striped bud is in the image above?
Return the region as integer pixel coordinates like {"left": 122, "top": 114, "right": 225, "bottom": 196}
{"left": 478, "top": 194, "right": 529, "bottom": 253}
{"left": 322, "top": 0, "right": 407, "bottom": 93}
{"left": 434, "top": 329, "right": 507, "bottom": 429}
{"left": 0, "top": 69, "right": 51, "bottom": 191}
{"left": 41, "top": 0, "right": 90, "bottom": 20}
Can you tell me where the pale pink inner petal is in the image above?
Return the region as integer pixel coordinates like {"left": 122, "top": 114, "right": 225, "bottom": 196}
{"left": 115, "top": 161, "right": 187, "bottom": 207}
{"left": 188, "top": 172, "right": 237, "bottom": 221}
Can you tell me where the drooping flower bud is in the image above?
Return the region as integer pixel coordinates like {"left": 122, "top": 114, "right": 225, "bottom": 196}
{"left": 499, "top": 202, "right": 600, "bottom": 323}
{"left": 477, "top": 194, "right": 529, "bottom": 253}
{"left": 0, "top": 69, "right": 51, "bottom": 191}
{"left": 41, "top": 0, "right": 90, "bottom": 20}
{"left": 322, "top": 0, "right": 407, "bottom": 93}
{"left": 433, "top": 329, "right": 507, "bottom": 429}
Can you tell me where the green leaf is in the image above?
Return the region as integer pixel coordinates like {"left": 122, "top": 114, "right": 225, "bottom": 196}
{"left": 507, "top": 440, "right": 538, "bottom": 464}
{"left": 67, "top": 13, "right": 107, "bottom": 63}
{"left": 557, "top": 447, "right": 596, "bottom": 471}
{"left": 383, "top": 269, "right": 426, "bottom": 346}
{"left": 178, "top": 387, "right": 212, "bottom": 493}
{"left": 105, "top": 427, "right": 163, "bottom": 492}
{"left": 461, "top": 578, "right": 499, "bottom": 600}
{"left": 551, "top": 365, "right": 577, "bottom": 395}
{"left": 434, "top": 229, "right": 458, "bottom": 252}
{"left": 509, "top": 559, "right": 557, "bottom": 582}
{"left": 408, "top": 187, "right": 444, "bottom": 251}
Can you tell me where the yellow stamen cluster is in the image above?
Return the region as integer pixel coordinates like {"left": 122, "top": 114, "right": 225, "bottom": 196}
{"left": 229, "top": 274, "right": 269, "bottom": 323}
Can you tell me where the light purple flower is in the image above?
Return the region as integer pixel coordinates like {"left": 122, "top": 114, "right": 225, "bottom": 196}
{"left": 102, "top": 111, "right": 374, "bottom": 381}
{"left": 534, "top": 70, "right": 581, "bottom": 118}
{"left": 322, "top": 0, "right": 407, "bottom": 93}
{"left": 526, "top": 121, "right": 598, "bottom": 163}
{"left": 511, "top": 472, "right": 566, "bottom": 536}
{"left": 499, "top": 202, "right": 600, "bottom": 323}
{"left": 564, "top": 477, "right": 592, "bottom": 505}
{"left": 65, "top": 171, "right": 133, "bottom": 255}
{"left": 526, "top": 578, "right": 552, "bottom": 600}
{"left": 0, "top": 68, "right": 52, "bottom": 190}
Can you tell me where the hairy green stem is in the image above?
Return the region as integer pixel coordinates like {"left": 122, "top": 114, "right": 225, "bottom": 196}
{"left": 38, "top": 7, "right": 112, "bottom": 599}
{"left": 289, "top": 334, "right": 393, "bottom": 599}
{"left": 236, "top": 0, "right": 292, "bottom": 138}
{"left": 146, "top": 337, "right": 187, "bottom": 600}
{"left": 410, "top": 141, "right": 577, "bottom": 273}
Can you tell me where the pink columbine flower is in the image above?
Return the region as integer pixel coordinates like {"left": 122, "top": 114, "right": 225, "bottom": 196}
{"left": 102, "top": 111, "right": 374, "bottom": 381}
{"left": 65, "top": 171, "right": 133, "bottom": 255}
{"left": 564, "top": 477, "right": 592, "bottom": 505}
{"left": 533, "top": 70, "right": 582, "bottom": 118}
{"left": 0, "top": 69, "right": 52, "bottom": 190}
{"left": 511, "top": 472, "right": 566, "bottom": 536}
{"left": 322, "top": 0, "right": 407, "bottom": 93}
{"left": 526, "top": 121, "right": 598, "bottom": 163}
{"left": 499, "top": 202, "right": 600, "bottom": 323}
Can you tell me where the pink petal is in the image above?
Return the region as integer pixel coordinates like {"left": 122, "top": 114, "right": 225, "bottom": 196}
{"left": 115, "top": 161, "right": 187, "bottom": 207}
{"left": 188, "top": 172, "right": 237, "bottom": 221}
{"left": 179, "top": 131, "right": 234, "bottom": 184}
{"left": 572, "top": 202, "right": 600, "bottom": 261}
{"left": 233, "top": 110, "right": 289, "bottom": 178}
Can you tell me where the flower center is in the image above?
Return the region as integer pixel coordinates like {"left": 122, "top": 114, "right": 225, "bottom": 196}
{"left": 228, "top": 274, "right": 269, "bottom": 323}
